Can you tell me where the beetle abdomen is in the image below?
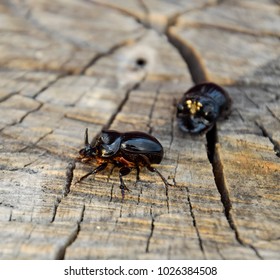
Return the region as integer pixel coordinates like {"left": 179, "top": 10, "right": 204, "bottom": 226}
{"left": 121, "top": 132, "right": 163, "bottom": 164}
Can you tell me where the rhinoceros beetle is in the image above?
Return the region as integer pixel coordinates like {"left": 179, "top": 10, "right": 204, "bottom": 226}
{"left": 78, "top": 128, "right": 170, "bottom": 198}
{"left": 176, "top": 82, "right": 232, "bottom": 134}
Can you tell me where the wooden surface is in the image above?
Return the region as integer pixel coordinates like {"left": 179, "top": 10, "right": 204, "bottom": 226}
{"left": 0, "top": 0, "right": 279, "bottom": 260}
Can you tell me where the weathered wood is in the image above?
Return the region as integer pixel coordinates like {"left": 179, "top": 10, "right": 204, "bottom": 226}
{"left": 0, "top": 0, "right": 279, "bottom": 260}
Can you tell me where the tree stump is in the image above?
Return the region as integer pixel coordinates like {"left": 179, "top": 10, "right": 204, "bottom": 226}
{"left": 0, "top": 0, "right": 279, "bottom": 260}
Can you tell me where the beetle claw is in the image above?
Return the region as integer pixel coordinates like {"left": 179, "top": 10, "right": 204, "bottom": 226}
{"left": 120, "top": 184, "right": 130, "bottom": 192}
{"left": 120, "top": 184, "right": 130, "bottom": 199}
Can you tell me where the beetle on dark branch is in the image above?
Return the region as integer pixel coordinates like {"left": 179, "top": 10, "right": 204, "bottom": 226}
{"left": 77, "top": 128, "right": 170, "bottom": 198}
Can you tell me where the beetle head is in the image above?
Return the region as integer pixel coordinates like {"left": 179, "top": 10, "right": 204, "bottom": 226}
{"left": 79, "top": 128, "right": 98, "bottom": 160}
{"left": 177, "top": 96, "right": 218, "bottom": 134}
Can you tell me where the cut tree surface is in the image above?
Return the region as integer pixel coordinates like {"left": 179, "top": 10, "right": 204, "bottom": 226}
{"left": 0, "top": 0, "right": 279, "bottom": 259}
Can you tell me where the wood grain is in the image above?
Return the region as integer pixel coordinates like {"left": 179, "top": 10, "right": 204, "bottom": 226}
{"left": 0, "top": 0, "right": 279, "bottom": 260}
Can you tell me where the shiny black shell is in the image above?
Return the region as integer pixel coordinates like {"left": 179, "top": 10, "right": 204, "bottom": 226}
{"left": 176, "top": 82, "right": 231, "bottom": 134}
{"left": 120, "top": 131, "right": 163, "bottom": 164}
{"left": 81, "top": 130, "right": 164, "bottom": 165}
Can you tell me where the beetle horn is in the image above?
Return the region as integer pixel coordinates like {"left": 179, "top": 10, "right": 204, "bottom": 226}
{"left": 84, "top": 128, "right": 89, "bottom": 146}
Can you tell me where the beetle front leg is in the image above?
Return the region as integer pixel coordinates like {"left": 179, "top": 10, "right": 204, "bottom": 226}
{"left": 78, "top": 162, "right": 108, "bottom": 183}
{"left": 119, "top": 166, "right": 131, "bottom": 198}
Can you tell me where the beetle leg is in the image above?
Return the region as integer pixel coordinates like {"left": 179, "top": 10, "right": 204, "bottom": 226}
{"left": 78, "top": 162, "right": 108, "bottom": 183}
{"left": 136, "top": 165, "right": 140, "bottom": 181}
{"left": 140, "top": 155, "right": 171, "bottom": 188}
{"left": 119, "top": 166, "right": 131, "bottom": 198}
{"left": 146, "top": 165, "right": 171, "bottom": 188}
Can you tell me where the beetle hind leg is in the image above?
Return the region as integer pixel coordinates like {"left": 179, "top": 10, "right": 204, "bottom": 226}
{"left": 146, "top": 165, "right": 171, "bottom": 188}
{"left": 140, "top": 155, "right": 171, "bottom": 189}
{"left": 119, "top": 166, "right": 132, "bottom": 198}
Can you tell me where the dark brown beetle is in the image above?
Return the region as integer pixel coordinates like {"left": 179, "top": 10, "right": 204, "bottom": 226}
{"left": 176, "top": 82, "right": 232, "bottom": 134}
{"left": 78, "top": 129, "right": 170, "bottom": 198}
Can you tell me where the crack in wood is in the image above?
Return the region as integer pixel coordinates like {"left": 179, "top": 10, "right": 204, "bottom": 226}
{"left": 7, "top": 0, "right": 108, "bottom": 47}
{"left": 206, "top": 126, "right": 263, "bottom": 259}
{"left": 23, "top": 154, "right": 45, "bottom": 168}
{"left": 166, "top": 1, "right": 280, "bottom": 39}
{"left": 138, "top": 0, "right": 150, "bottom": 27}
{"left": 215, "top": 243, "right": 225, "bottom": 260}
{"left": 33, "top": 73, "right": 70, "bottom": 99}
{"left": 18, "top": 129, "right": 54, "bottom": 153}
{"left": 136, "top": 182, "right": 143, "bottom": 205}
{"left": 267, "top": 104, "right": 280, "bottom": 122}
{"left": 0, "top": 95, "right": 43, "bottom": 133}
{"left": 64, "top": 160, "right": 76, "bottom": 197}
{"left": 173, "top": 157, "right": 204, "bottom": 255}
{"left": 55, "top": 204, "right": 86, "bottom": 260}
{"left": 256, "top": 121, "right": 280, "bottom": 157}
{"left": 184, "top": 19, "right": 280, "bottom": 39}
{"left": 88, "top": 0, "right": 210, "bottom": 84}
{"left": 145, "top": 206, "right": 154, "bottom": 253}
{"left": 147, "top": 84, "right": 161, "bottom": 134}
{"left": 165, "top": 2, "right": 220, "bottom": 34}
{"left": 85, "top": 0, "right": 149, "bottom": 28}
{"left": 165, "top": 28, "right": 208, "bottom": 84}
{"left": 50, "top": 196, "right": 61, "bottom": 223}
{"left": 0, "top": 91, "right": 20, "bottom": 103}
{"left": 165, "top": 182, "right": 170, "bottom": 214}
{"left": 18, "top": 103, "right": 43, "bottom": 124}
{"left": 109, "top": 183, "right": 115, "bottom": 203}
{"left": 79, "top": 40, "right": 134, "bottom": 75}
{"left": 104, "top": 74, "right": 147, "bottom": 130}
{"left": 185, "top": 186, "right": 206, "bottom": 257}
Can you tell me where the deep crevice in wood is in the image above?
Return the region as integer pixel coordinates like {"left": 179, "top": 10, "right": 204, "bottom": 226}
{"left": 207, "top": 126, "right": 263, "bottom": 259}
{"left": 87, "top": 0, "right": 209, "bottom": 84}
{"left": 165, "top": 28, "right": 208, "bottom": 84}
{"left": 206, "top": 125, "right": 216, "bottom": 164}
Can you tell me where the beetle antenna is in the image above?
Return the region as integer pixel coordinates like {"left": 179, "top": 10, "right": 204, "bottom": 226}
{"left": 84, "top": 128, "right": 89, "bottom": 146}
